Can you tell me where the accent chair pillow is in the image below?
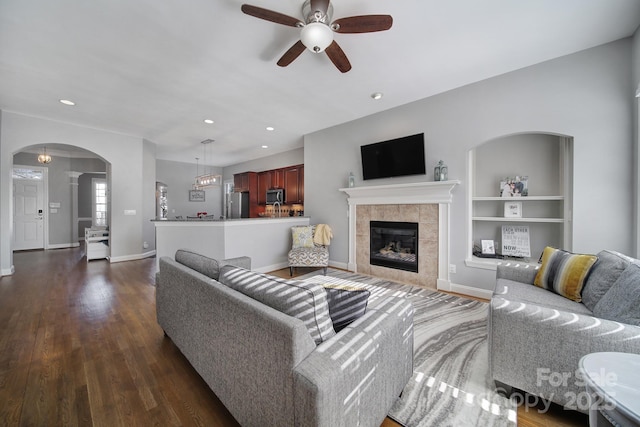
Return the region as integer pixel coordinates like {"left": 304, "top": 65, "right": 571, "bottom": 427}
{"left": 218, "top": 265, "right": 335, "bottom": 344}
{"left": 291, "top": 225, "right": 315, "bottom": 248}
{"left": 592, "top": 263, "right": 640, "bottom": 326}
{"left": 534, "top": 246, "right": 598, "bottom": 302}
{"left": 323, "top": 285, "right": 370, "bottom": 332}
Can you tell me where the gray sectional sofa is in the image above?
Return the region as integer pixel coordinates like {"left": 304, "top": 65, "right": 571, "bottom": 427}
{"left": 489, "top": 249, "right": 640, "bottom": 412}
{"left": 156, "top": 249, "right": 414, "bottom": 427}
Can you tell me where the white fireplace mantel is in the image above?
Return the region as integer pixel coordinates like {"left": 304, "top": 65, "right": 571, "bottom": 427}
{"left": 339, "top": 180, "right": 460, "bottom": 290}
{"left": 339, "top": 181, "right": 460, "bottom": 205}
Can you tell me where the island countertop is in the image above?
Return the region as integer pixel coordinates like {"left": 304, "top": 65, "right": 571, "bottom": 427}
{"left": 153, "top": 216, "right": 310, "bottom": 272}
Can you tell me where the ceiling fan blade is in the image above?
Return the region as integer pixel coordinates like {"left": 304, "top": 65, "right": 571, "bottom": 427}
{"left": 310, "top": 0, "right": 330, "bottom": 14}
{"left": 277, "top": 41, "right": 306, "bottom": 67}
{"left": 241, "top": 4, "right": 303, "bottom": 27}
{"left": 325, "top": 41, "right": 351, "bottom": 73}
{"left": 332, "top": 15, "right": 393, "bottom": 33}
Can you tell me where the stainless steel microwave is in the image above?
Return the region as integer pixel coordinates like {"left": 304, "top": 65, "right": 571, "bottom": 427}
{"left": 266, "top": 188, "right": 284, "bottom": 204}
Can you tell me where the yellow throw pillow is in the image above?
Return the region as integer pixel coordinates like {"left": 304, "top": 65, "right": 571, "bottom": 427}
{"left": 291, "top": 225, "right": 315, "bottom": 248}
{"left": 534, "top": 246, "right": 598, "bottom": 302}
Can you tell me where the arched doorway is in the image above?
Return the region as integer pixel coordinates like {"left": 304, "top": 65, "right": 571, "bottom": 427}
{"left": 12, "top": 144, "right": 110, "bottom": 257}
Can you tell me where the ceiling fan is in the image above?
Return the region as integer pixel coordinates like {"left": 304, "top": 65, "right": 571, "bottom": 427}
{"left": 241, "top": 0, "right": 393, "bottom": 73}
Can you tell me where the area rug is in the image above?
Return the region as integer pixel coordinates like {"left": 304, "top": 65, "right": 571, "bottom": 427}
{"left": 298, "top": 269, "right": 517, "bottom": 427}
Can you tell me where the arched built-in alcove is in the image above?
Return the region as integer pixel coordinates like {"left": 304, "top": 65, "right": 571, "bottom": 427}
{"left": 466, "top": 132, "right": 573, "bottom": 270}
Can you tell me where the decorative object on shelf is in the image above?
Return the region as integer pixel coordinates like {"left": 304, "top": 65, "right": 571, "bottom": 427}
{"left": 481, "top": 240, "right": 496, "bottom": 255}
{"left": 348, "top": 171, "right": 355, "bottom": 188}
{"left": 504, "top": 201, "right": 522, "bottom": 218}
{"left": 500, "top": 176, "right": 528, "bottom": 197}
{"left": 434, "top": 160, "right": 447, "bottom": 181}
{"left": 501, "top": 225, "right": 531, "bottom": 258}
{"left": 189, "top": 190, "right": 205, "bottom": 202}
{"left": 37, "top": 146, "right": 52, "bottom": 164}
{"left": 197, "top": 211, "right": 208, "bottom": 218}
{"left": 193, "top": 140, "right": 222, "bottom": 189}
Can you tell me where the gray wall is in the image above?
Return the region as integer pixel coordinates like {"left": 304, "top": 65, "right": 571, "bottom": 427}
{"left": 222, "top": 147, "right": 304, "bottom": 180}
{"left": 304, "top": 39, "right": 635, "bottom": 291}
{"left": 1, "top": 112, "right": 153, "bottom": 273}
{"left": 156, "top": 159, "right": 224, "bottom": 219}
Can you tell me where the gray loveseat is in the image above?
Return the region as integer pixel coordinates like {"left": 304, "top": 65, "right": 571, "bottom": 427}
{"left": 156, "top": 249, "right": 414, "bottom": 427}
{"left": 489, "top": 249, "right": 640, "bottom": 412}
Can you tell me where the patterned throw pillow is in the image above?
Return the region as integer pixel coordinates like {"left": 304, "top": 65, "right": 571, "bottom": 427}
{"left": 534, "top": 246, "right": 598, "bottom": 302}
{"left": 323, "top": 285, "right": 370, "bottom": 332}
{"left": 291, "top": 225, "right": 315, "bottom": 248}
{"left": 218, "top": 266, "right": 335, "bottom": 344}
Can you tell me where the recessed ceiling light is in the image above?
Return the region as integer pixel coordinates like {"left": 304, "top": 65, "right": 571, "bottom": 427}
{"left": 266, "top": 126, "right": 275, "bottom": 131}
{"left": 261, "top": 145, "right": 269, "bottom": 149}
{"left": 371, "top": 92, "right": 383, "bottom": 100}
{"left": 59, "top": 99, "right": 75, "bottom": 106}
{"left": 204, "top": 119, "right": 214, "bottom": 124}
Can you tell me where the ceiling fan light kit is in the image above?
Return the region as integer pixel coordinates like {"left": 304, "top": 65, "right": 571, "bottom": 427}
{"left": 241, "top": 0, "right": 392, "bottom": 73}
{"left": 301, "top": 22, "right": 333, "bottom": 53}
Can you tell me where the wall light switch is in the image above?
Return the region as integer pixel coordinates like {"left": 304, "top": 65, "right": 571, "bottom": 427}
{"left": 124, "top": 209, "right": 136, "bottom": 215}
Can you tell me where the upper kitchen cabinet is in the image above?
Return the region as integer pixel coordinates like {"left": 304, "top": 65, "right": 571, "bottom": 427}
{"left": 233, "top": 172, "right": 259, "bottom": 217}
{"left": 234, "top": 172, "right": 255, "bottom": 192}
{"left": 284, "top": 165, "right": 304, "bottom": 204}
{"left": 257, "top": 171, "right": 270, "bottom": 204}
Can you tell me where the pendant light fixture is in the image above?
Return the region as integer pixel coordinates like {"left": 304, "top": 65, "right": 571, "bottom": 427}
{"left": 194, "top": 139, "right": 221, "bottom": 188}
{"left": 37, "top": 146, "right": 52, "bottom": 164}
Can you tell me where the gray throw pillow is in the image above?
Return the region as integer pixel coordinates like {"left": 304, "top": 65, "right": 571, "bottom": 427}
{"left": 175, "top": 249, "right": 221, "bottom": 280}
{"left": 219, "top": 266, "right": 336, "bottom": 344}
{"left": 324, "top": 286, "right": 370, "bottom": 332}
{"left": 581, "top": 250, "right": 631, "bottom": 312}
{"left": 592, "top": 263, "right": 640, "bottom": 326}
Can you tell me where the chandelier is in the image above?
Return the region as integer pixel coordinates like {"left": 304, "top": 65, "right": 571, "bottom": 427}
{"left": 193, "top": 139, "right": 221, "bottom": 189}
{"left": 37, "top": 146, "right": 52, "bottom": 164}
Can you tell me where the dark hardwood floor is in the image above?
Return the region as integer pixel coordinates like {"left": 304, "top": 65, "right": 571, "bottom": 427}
{"left": 0, "top": 248, "right": 587, "bottom": 426}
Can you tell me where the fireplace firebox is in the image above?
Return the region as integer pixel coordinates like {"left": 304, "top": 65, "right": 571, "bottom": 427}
{"left": 370, "top": 221, "right": 418, "bottom": 273}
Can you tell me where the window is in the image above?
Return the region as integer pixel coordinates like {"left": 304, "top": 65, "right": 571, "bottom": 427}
{"left": 92, "top": 178, "right": 107, "bottom": 227}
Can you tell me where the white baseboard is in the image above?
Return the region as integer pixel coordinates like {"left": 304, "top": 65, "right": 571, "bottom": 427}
{"left": 1, "top": 265, "right": 16, "bottom": 276}
{"left": 447, "top": 282, "right": 494, "bottom": 300}
{"left": 48, "top": 242, "right": 80, "bottom": 249}
{"left": 255, "top": 262, "right": 289, "bottom": 273}
{"left": 328, "top": 260, "right": 348, "bottom": 270}
{"left": 110, "top": 250, "right": 156, "bottom": 263}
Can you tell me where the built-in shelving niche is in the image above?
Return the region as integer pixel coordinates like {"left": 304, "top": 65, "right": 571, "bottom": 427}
{"left": 466, "top": 133, "right": 573, "bottom": 270}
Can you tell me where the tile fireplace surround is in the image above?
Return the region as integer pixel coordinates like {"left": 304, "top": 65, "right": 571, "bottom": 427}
{"left": 340, "top": 181, "right": 460, "bottom": 290}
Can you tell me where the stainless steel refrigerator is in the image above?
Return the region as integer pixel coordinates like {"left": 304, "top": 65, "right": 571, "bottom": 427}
{"left": 228, "top": 192, "right": 249, "bottom": 218}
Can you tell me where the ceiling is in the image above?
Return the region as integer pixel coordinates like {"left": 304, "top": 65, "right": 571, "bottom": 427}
{"left": 1, "top": 0, "right": 639, "bottom": 167}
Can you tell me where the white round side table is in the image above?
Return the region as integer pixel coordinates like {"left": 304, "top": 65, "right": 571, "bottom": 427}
{"left": 579, "top": 352, "right": 640, "bottom": 427}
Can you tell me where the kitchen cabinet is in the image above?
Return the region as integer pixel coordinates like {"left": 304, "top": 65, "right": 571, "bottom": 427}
{"left": 284, "top": 165, "right": 304, "bottom": 204}
{"left": 257, "top": 171, "right": 269, "bottom": 204}
{"left": 233, "top": 172, "right": 258, "bottom": 217}
{"left": 271, "top": 169, "right": 285, "bottom": 188}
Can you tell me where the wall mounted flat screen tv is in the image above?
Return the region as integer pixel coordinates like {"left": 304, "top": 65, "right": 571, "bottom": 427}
{"left": 360, "top": 133, "right": 426, "bottom": 180}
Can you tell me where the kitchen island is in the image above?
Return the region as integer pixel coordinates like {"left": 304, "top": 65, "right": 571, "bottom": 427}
{"left": 153, "top": 217, "right": 310, "bottom": 272}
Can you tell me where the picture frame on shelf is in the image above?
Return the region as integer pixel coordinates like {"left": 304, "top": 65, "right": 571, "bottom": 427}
{"left": 504, "top": 201, "right": 523, "bottom": 218}
{"left": 189, "top": 190, "right": 205, "bottom": 202}
{"left": 499, "top": 176, "right": 528, "bottom": 197}
{"left": 481, "top": 240, "right": 496, "bottom": 255}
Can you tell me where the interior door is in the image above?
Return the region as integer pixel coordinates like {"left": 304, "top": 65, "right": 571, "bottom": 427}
{"left": 13, "top": 174, "right": 45, "bottom": 250}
